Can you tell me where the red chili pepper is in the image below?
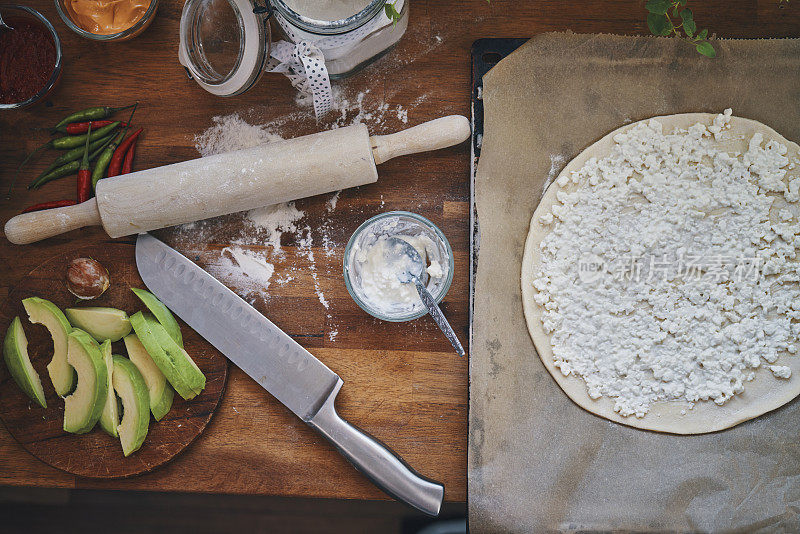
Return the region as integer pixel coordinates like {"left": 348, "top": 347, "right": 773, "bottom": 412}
{"left": 21, "top": 199, "right": 77, "bottom": 213}
{"left": 77, "top": 124, "right": 93, "bottom": 203}
{"left": 107, "top": 128, "right": 142, "bottom": 178}
{"left": 121, "top": 135, "right": 139, "bottom": 175}
{"left": 65, "top": 120, "right": 128, "bottom": 135}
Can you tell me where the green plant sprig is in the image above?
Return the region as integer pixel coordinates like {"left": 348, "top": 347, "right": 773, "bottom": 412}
{"left": 384, "top": 1, "right": 401, "bottom": 25}
{"left": 645, "top": 0, "right": 715, "bottom": 58}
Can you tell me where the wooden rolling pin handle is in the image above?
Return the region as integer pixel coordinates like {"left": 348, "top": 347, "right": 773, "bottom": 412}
{"left": 4, "top": 199, "right": 102, "bottom": 245}
{"left": 370, "top": 115, "right": 471, "bottom": 165}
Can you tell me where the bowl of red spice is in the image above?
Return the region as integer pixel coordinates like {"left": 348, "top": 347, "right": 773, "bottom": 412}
{"left": 0, "top": 5, "right": 62, "bottom": 110}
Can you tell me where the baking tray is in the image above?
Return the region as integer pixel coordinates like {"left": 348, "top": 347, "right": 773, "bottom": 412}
{"left": 469, "top": 38, "right": 527, "bottom": 345}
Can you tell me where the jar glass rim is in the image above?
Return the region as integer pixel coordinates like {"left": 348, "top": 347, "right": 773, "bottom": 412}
{"left": 270, "top": 0, "right": 385, "bottom": 35}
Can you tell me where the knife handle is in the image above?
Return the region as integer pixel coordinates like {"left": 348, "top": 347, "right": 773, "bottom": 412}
{"left": 308, "top": 379, "right": 444, "bottom": 516}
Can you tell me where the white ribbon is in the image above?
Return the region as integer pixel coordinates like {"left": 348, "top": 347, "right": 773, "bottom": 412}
{"left": 267, "top": 40, "right": 333, "bottom": 118}
{"left": 267, "top": 1, "right": 404, "bottom": 120}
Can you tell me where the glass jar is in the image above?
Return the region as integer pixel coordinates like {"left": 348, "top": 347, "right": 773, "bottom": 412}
{"left": 343, "top": 211, "right": 454, "bottom": 322}
{"left": 0, "top": 5, "right": 62, "bottom": 110}
{"left": 55, "top": 0, "right": 159, "bottom": 41}
{"left": 179, "top": 0, "right": 272, "bottom": 96}
{"left": 178, "top": 0, "right": 407, "bottom": 97}
{"left": 271, "top": 0, "right": 408, "bottom": 79}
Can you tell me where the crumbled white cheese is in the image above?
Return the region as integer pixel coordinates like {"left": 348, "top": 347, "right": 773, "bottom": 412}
{"left": 532, "top": 111, "right": 799, "bottom": 417}
{"left": 769, "top": 365, "right": 792, "bottom": 379}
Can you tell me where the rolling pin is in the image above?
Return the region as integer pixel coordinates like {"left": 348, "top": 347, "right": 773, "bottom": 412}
{"left": 5, "top": 115, "right": 470, "bottom": 245}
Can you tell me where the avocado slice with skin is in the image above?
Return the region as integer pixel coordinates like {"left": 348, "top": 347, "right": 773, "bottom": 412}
{"left": 112, "top": 355, "right": 150, "bottom": 457}
{"left": 64, "top": 307, "right": 132, "bottom": 343}
{"left": 98, "top": 340, "right": 120, "bottom": 437}
{"left": 129, "top": 312, "right": 197, "bottom": 400}
{"left": 124, "top": 334, "right": 174, "bottom": 421}
{"left": 145, "top": 317, "right": 205, "bottom": 396}
{"left": 131, "top": 288, "right": 183, "bottom": 347}
{"left": 3, "top": 317, "right": 47, "bottom": 408}
{"left": 22, "top": 297, "right": 75, "bottom": 397}
{"left": 64, "top": 329, "right": 108, "bottom": 434}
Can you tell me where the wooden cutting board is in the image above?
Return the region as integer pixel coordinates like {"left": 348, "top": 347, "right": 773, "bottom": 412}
{"left": 0, "top": 241, "right": 228, "bottom": 478}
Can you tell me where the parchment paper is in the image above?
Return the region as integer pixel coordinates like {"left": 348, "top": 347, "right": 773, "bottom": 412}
{"left": 469, "top": 33, "right": 800, "bottom": 533}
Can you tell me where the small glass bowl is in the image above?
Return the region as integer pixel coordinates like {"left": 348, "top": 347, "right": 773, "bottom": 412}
{"left": 0, "top": 6, "right": 62, "bottom": 110}
{"left": 55, "top": 0, "right": 159, "bottom": 41}
{"left": 343, "top": 211, "right": 454, "bottom": 322}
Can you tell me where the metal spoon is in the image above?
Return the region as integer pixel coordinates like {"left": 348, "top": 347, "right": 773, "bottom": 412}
{"left": 385, "top": 237, "right": 465, "bottom": 357}
{"left": 0, "top": 13, "right": 13, "bottom": 32}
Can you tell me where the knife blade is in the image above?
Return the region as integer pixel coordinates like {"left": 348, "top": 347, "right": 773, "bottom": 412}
{"left": 135, "top": 233, "right": 444, "bottom": 515}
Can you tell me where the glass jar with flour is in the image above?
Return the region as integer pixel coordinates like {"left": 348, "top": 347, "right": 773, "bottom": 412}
{"left": 179, "top": 0, "right": 407, "bottom": 116}
{"left": 270, "top": 0, "right": 408, "bottom": 79}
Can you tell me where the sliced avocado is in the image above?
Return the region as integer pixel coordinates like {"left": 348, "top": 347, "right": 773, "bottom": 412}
{"left": 112, "top": 355, "right": 150, "bottom": 457}
{"left": 3, "top": 317, "right": 46, "bottom": 408}
{"left": 129, "top": 312, "right": 197, "bottom": 400}
{"left": 63, "top": 329, "right": 108, "bottom": 434}
{"left": 22, "top": 297, "right": 74, "bottom": 396}
{"left": 98, "top": 340, "right": 120, "bottom": 437}
{"left": 146, "top": 317, "right": 205, "bottom": 396}
{"left": 131, "top": 288, "right": 183, "bottom": 347}
{"left": 124, "top": 334, "right": 174, "bottom": 421}
{"left": 64, "top": 307, "right": 132, "bottom": 343}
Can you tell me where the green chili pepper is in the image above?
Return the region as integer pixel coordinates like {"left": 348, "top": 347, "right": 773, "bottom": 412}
{"left": 29, "top": 135, "right": 117, "bottom": 190}
{"left": 91, "top": 131, "right": 126, "bottom": 190}
{"left": 52, "top": 104, "right": 135, "bottom": 133}
{"left": 10, "top": 122, "right": 122, "bottom": 196}
{"left": 37, "top": 134, "right": 115, "bottom": 177}
{"left": 51, "top": 122, "right": 121, "bottom": 150}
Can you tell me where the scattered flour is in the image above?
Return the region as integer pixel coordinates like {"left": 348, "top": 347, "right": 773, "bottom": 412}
{"left": 184, "top": 113, "right": 344, "bottom": 340}
{"left": 222, "top": 247, "right": 275, "bottom": 288}
{"left": 296, "top": 226, "right": 329, "bottom": 309}
{"left": 326, "top": 191, "right": 341, "bottom": 212}
{"left": 194, "top": 113, "right": 284, "bottom": 156}
{"left": 246, "top": 202, "right": 305, "bottom": 253}
{"left": 541, "top": 154, "right": 565, "bottom": 199}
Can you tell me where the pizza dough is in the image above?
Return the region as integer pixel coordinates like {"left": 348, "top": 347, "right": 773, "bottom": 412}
{"left": 521, "top": 112, "right": 800, "bottom": 434}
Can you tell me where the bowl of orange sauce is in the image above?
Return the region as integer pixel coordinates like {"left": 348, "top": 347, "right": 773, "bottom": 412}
{"left": 55, "top": 0, "right": 158, "bottom": 41}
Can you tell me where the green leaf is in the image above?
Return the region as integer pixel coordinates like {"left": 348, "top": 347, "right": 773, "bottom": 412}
{"left": 697, "top": 28, "right": 708, "bottom": 40}
{"left": 647, "top": 13, "right": 672, "bottom": 36}
{"left": 645, "top": 0, "right": 670, "bottom": 15}
{"left": 384, "top": 2, "right": 401, "bottom": 25}
{"left": 678, "top": 0, "right": 688, "bottom": 5}
{"left": 680, "top": 9, "right": 696, "bottom": 37}
{"left": 696, "top": 41, "right": 716, "bottom": 58}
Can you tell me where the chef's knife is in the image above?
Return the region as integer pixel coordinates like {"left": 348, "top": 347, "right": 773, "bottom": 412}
{"left": 134, "top": 233, "right": 444, "bottom": 516}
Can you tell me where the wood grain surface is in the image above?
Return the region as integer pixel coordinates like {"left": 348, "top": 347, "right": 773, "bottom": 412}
{"left": 0, "top": 242, "right": 227, "bottom": 478}
{"left": 1, "top": 0, "right": 798, "bottom": 503}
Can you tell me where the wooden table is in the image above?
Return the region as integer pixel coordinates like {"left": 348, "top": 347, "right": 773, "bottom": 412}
{"left": 1, "top": 0, "right": 797, "bottom": 505}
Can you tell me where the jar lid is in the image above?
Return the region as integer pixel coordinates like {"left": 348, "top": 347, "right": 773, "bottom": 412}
{"left": 178, "top": 0, "right": 271, "bottom": 97}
